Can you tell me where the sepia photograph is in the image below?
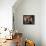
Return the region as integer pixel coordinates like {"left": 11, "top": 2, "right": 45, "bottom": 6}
{"left": 23, "top": 15, "right": 35, "bottom": 24}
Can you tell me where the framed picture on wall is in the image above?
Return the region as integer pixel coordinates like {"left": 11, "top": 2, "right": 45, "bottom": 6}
{"left": 23, "top": 15, "right": 35, "bottom": 24}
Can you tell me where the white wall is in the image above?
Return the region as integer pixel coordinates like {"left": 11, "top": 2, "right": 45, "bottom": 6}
{"left": 0, "top": 0, "right": 16, "bottom": 29}
{"left": 13, "top": 0, "right": 41, "bottom": 46}
{"left": 41, "top": 0, "right": 46, "bottom": 46}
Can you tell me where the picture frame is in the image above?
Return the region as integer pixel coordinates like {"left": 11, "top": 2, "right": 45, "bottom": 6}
{"left": 23, "top": 15, "right": 35, "bottom": 24}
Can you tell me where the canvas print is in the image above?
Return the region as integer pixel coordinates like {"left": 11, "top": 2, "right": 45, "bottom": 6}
{"left": 23, "top": 15, "right": 35, "bottom": 24}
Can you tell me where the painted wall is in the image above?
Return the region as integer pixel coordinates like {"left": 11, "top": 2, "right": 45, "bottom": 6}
{"left": 13, "top": 0, "right": 41, "bottom": 46}
{"left": 41, "top": 0, "right": 46, "bottom": 46}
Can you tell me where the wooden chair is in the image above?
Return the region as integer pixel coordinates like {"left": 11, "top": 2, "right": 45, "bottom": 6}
{"left": 14, "top": 33, "right": 23, "bottom": 46}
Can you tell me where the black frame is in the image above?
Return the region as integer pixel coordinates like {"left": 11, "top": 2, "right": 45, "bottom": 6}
{"left": 23, "top": 15, "right": 35, "bottom": 24}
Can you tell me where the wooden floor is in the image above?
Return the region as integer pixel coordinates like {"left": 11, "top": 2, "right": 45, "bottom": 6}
{"left": 0, "top": 39, "right": 16, "bottom": 46}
